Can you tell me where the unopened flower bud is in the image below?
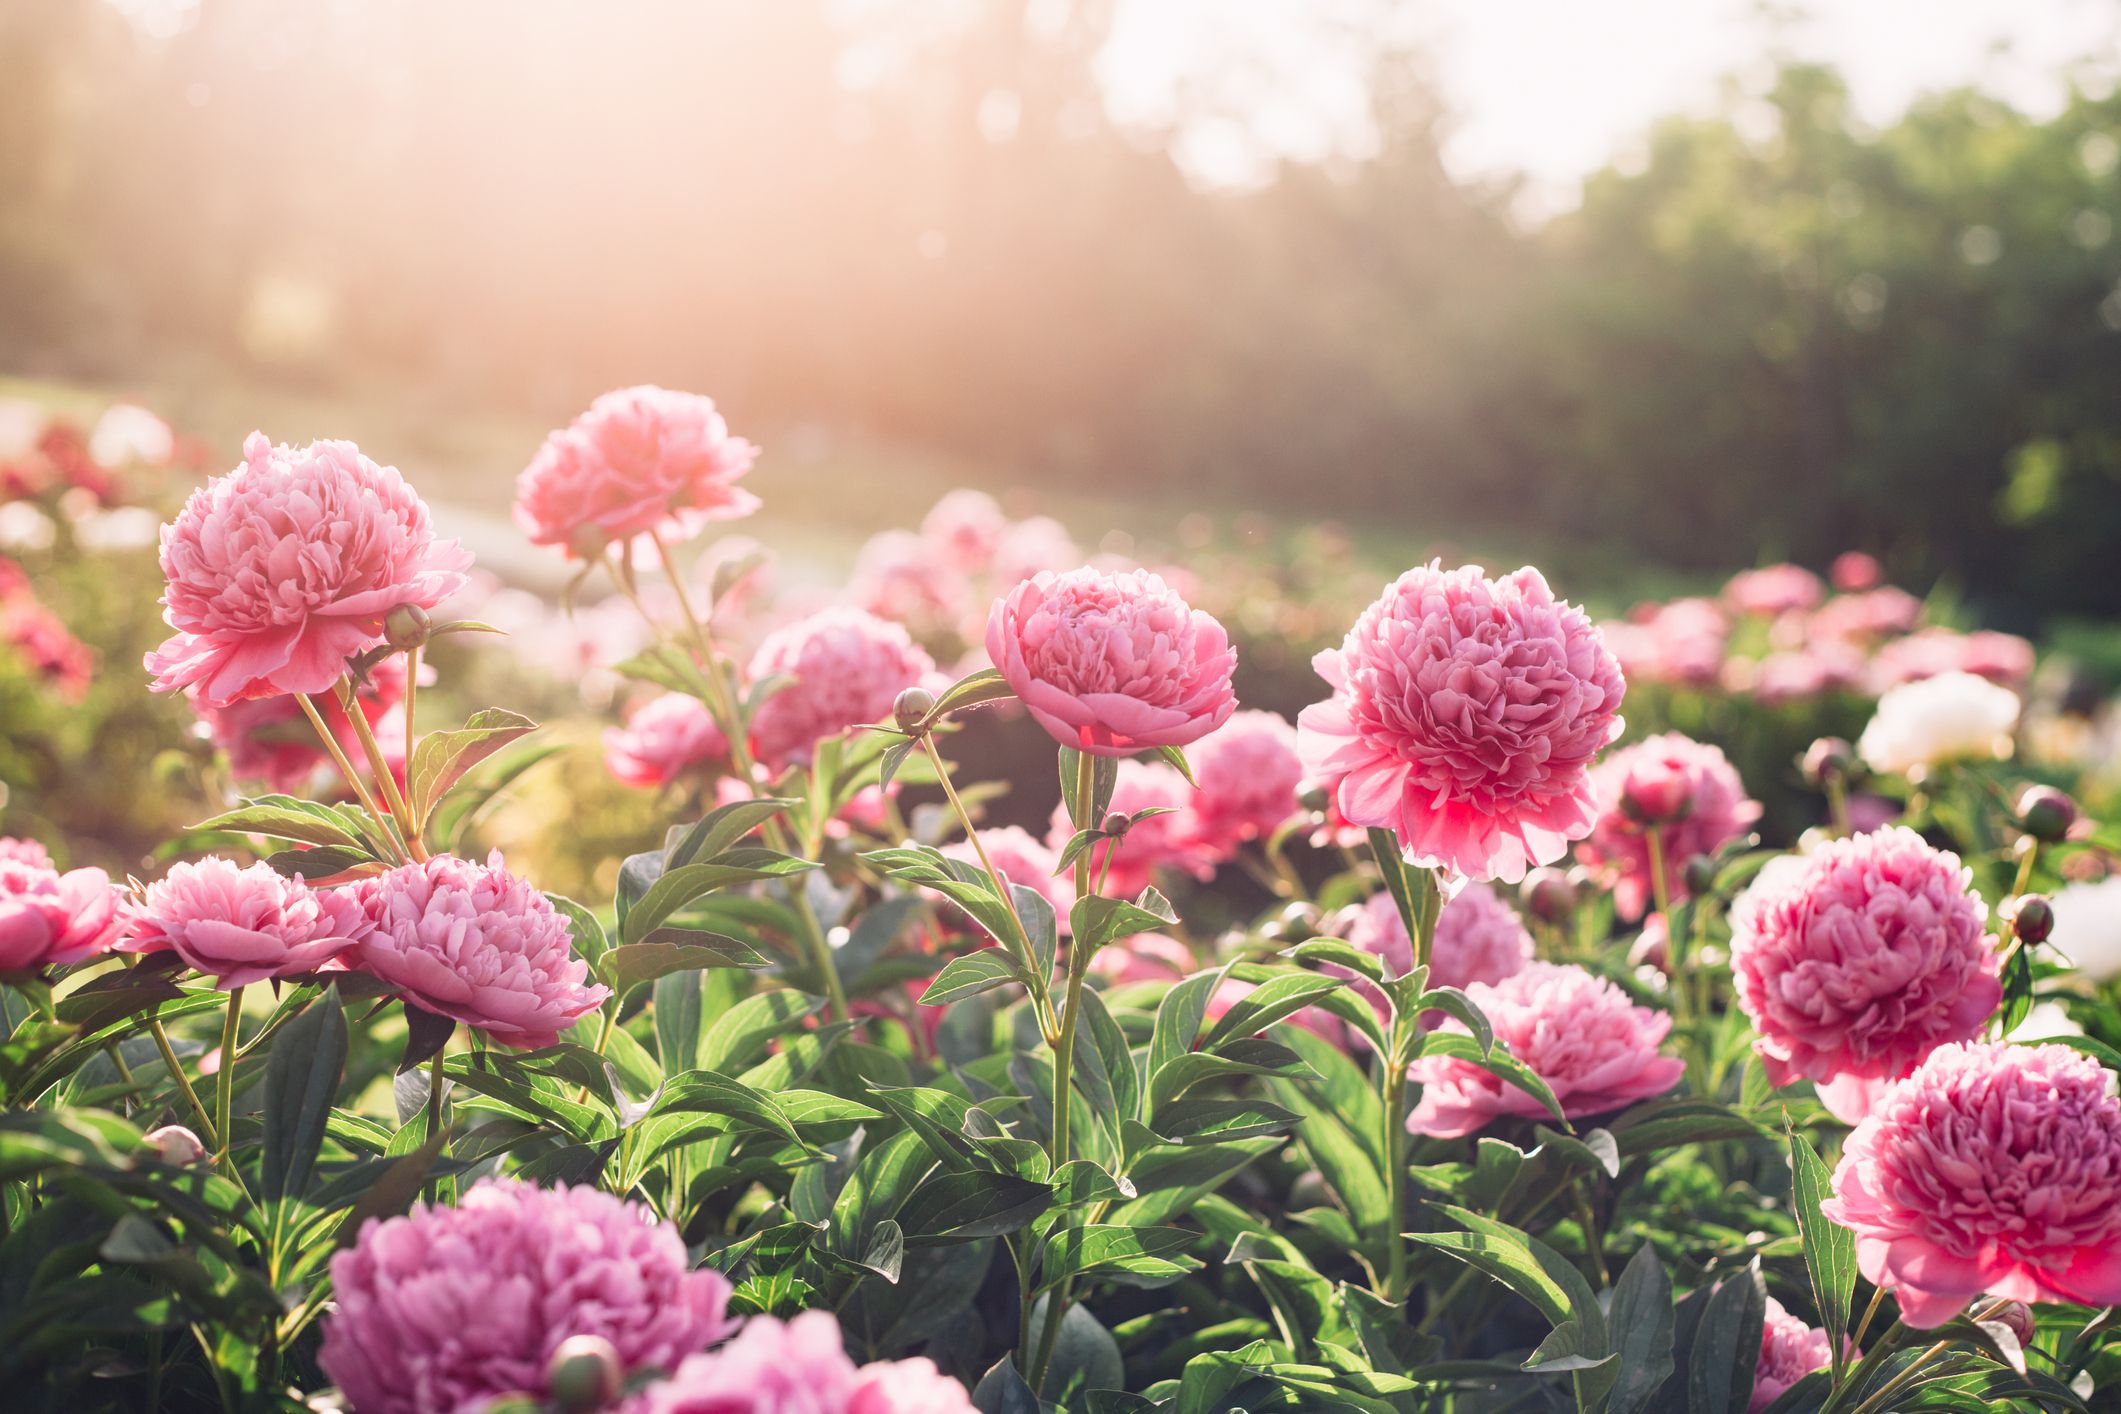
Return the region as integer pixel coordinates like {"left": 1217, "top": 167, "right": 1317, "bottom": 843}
{"left": 1988, "top": 1301, "right": 2036, "bottom": 1349}
{"left": 2016, "top": 785, "right": 2078, "bottom": 844}
{"left": 1297, "top": 782, "right": 1330, "bottom": 815}
{"left": 1680, "top": 854, "right": 1717, "bottom": 897}
{"left": 1521, "top": 868, "right": 1577, "bottom": 923}
{"left": 1619, "top": 762, "right": 1693, "bottom": 825}
{"left": 144, "top": 1124, "right": 208, "bottom": 1167}
{"left": 383, "top": 603, "right": 432, "bottom": 650}
{"left": 2010, "top": 894, "right": 2054, "bottom": 946}
{"left": 1801, "top": 737, "right": 1855, "bottom": 788}
{"left": 892, "top": 685, "right": 937, "bottom": 733}
{"left": 1102, "top": 811, "right": 1130, "bottom": 837}
{"left": 546, "top": 1334, "right": 622, "bottom": 1413}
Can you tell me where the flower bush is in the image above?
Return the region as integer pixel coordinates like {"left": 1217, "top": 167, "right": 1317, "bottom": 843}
{"left": 0, "top": 389, "right": 2116, "bottom": 1414}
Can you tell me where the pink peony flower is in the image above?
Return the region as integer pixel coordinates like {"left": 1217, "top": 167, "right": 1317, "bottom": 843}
{"left": 145, "top": 432, "right": 471, "bottom": 706}
{"left": 143, "top": 1124, "right": 209, "bottom": 1167}
{"left": 353, "top": 852, "right": 610, "bottom": 1049}
{"left": 628, "top": 1309, "right": 973, "bottom": 1414}
{"left": 1604, "top": 598, "right": 1727, "bottom": 689}
{"left": 1725, "top": 564, "right": 1824, "bottom": 617}
{"left": 321, "top": 1177, "right": 734, "bottom": 1414}
{"left": 2, "top": 591, "right": 94, "bottom": 700}
{"left": 848, "top": 529, "right": 974, "bottom": 643}
{"left": 191, "top": 654, "right": 412, "bottom": 793}
{"left": 1047, "top": 759, "right": 1218, "bottom": 902}
{"left": 1809, "top": 588, "right": 1923, "bottom": 646}
{"left": 1730, "top": 827, "right": 1999, "bottom": 1122}
{"left": 940, "top": 825, "right": 1073, "bottom": 934}
{"left": 1407, "top": 961, "right": 1683, "bottom": 1138}
{"left": 1830, "top": 551, "right": 1884, "bottom": 593}
{"left": 1576, "top": 733, "right": 1761, "bottom": 920}
{"left": 987, "top": 515, "right": 1080, "bottom": 591}
{"left": 1185, "top": 709, "right": 1304, "bottom": 857}
{"left": 1090, "top": 932, "right": 1193, "bottom": 985}
{"left": 1299, "top": 564, "right": 1625, "bottom": 883}
{"left": 747, "top": 607, "right": 937, "bottom": 769}
{"left": 1348, "top": 881, "right": 1534, "bottom": 992}
{"left": 514, "top": 386, "right": 759, "bottom": 557}
{"left": 0, "top": 836, "right": 52, "bottom": 869}
{"left": 1751, "top": 1297, "right": 1834, "bottom": 1412}
{"left": 1821, "top": 1041, "right": 2121, "bottom": 1328}
{"left": 987, "top": 568, "right": 1237, "bottom": 758}
{"left": 919, "top": 489, "right": 1008, "bottom": 574}
{"left": 126, "top": 857, "right": 370, "bottom": 989}
{"left": 0, "top": 859, "right": 125, "bottom": 973}
{"left": 1870, "top": 628, "right": 2036, "bottom": 691}
{"left": 605, "top": 691, "right": 729, "bottom": 790}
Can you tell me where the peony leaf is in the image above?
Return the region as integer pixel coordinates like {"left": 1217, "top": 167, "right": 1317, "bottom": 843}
{"left": 1786, "top": 1123, "right": 1855, "bottom": 1371}
{"left": 407, "top": 708, "right": 538, "bottom": 832}
{"left": 259, "top": 985, "right": 348, "bottom": 1203}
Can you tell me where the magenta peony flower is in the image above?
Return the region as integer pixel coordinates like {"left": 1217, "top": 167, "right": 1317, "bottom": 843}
{"left": 1046, "top": 759, "right": 1218, "bottom": 901}
{"left": 514, "top": 386, "right": 759, "bottom": 557}
{"left": 1407, "top": 961, "right": 1683, "bottom": 1138}
{"left": 1730, "top": 827, "right": 1999, "bottom": 1122}
{"left": 1185, "top": 709, "right": 1304, "bottom": 857}
{"left": 145, "top": 432, "right": 471, "bottom": 706}
{"left": 0, "top": 836, "right": 52, "bottom": 869}
{"left": 1821, "top": 1041, "right": 2121, "bottom": 1328}
{"left": 919, "top": 489, "right": 1008, "bottom": 574}
{"left": 626, "top": 1309, "right": 973, "bottom": 1414}
{"left": 1725, "top": 564, "right": 1824, "bottom": 617}
{"left": 747, "top": 607, "right": 938, "bottom": 769}
{"left": 1750, "top": 1297, "right": 1834, "bottom": 1412}
{"left": 0, "top": 859, "right": 125, "bottom": 973}
{"left": 1299, "top": 564, "right": 1625, "bottom": 883}
{"left": 1348, "top": 881, "right": 1534, "bottom": 993}
{"left": 605, "top": 691, "right": 729, "bottom": 790}
{"left": 986, "top": 567, "right": 1237, "bottom": 758}
{"left": 321, "top": 1177, "right": 734, "bottom": 1414}
{"left": 127, "top": 857, "right": 370, "bottom": 989}
{"left": 1575, "top": 733, "right": 1761, "bottom": 920}
{"left": 941, "top": 825, "right": 1073, "bottom": 932}
{"left": 353, "top": 852, "right": 610, "bottom": 1049}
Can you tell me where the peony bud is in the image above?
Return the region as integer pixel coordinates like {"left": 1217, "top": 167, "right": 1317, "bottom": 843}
{"left": 144, "top": 1124, "right": 208, "bottom": 1167}
{"left": 1102, "top": 811, "right": 1131, "bottom": 837}
{"left": 892, "top": 685, "right": 937, "bottom": 733}
{"left": 1619, "top": 761, "right": 1694, "bottom": 825}
{"left": 383, "top": 603, "right": 432, "bottom": 650}
{"left": 1680, "top": 854, "right": 1717, "bottom": 897}
{"left": 2016, "top": 785, "right": 2079, "bottom": 844}
{"left": 2011, "top": 894, "right": 2054, "bottom": 946}
{"left": 1801, "top": 737, "right": 1855, "bottom": 788}
{"left": 1521, "top": 868, "right": 1577, "bottom": 923}
{"left": 1989, "top": 1301, "right": 2037, "bottom": 1349}
{"left": 546, "top": 1334, "right": 622, "bottom": 1413}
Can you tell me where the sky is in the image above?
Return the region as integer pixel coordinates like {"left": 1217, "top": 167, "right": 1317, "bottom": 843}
{"left": 1098, "top": 0, "right": 2121, "bottom": 216}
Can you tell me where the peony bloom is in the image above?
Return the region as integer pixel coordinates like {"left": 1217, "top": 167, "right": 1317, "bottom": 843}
{"left": 1830, "top": 551, "right": 1884, "bottom": 593}
{"left": 987, "top": 515, "right": 1080, "bottom": 591}
{"left": 1185, "top": 710, "right": 1304, "bottom": 857}
{"left": 1750, "top": 1298, "right": 1834, "bottom": 1412}
{"left": 1871, "top": 628, "right": 2036, "bottom": 690}
{"left": 2047, "top": 874, "right": 2121, "bottom": 981}
{"left": 1725, "top": 564, "right": 1824, "bottom": 617}
{"left": 1603, "top": 598, "right": 1726, "bottom": 689}
{"left": 126, "top": 857, "right": 369, "bottom": 989}
{"left": 2, "top": 590, "right": 94, "bottom": 700}
{"left": 0, "top": 859, "right": 125, "bottom": 973}
{"left": 514, "top": 386, "right": 759, "bottom": 557}
{"left": 605, "top": 691, "right": 729, "bottom": 790}
{"left": 1047, "top": 759, "right": 1218, "bottom": 902}
{"left": 1299, "top": 564, "right": 1625, "bottom": 883}
{"left": 1808, "top": 587, "right": 1923, "bottom": 646}
{"left": 89, "top": 403, "right": 176, "bottom": 470}
{"left": 1822, "top": 1041, "right": 2121, "bottom": 1328}
{"left": 0, "top": 836, "right": 52, "bottom": 869}
{"left": 848, "top": 529, "right": 974, "bottom": 643}
{"left": 1857, "top": 671, "right": 2019, "bottom": 777}
{"left": 1730, "top": 827, "right": 1998, "bottom": 1122}
{"left": 745, "top": 607, "right": 936, "bottom": 769}
{"left": 1347, "top": 882, "right": 1533, "bottom": 993}
{"left": 940, "top": 825, "right": 1073, "bottom": 934}
{"left": 145, "top": 432, "right": 471, "bottom": 706}
{"left": 627, "top": 1309, "right": 973, "bottom": 1414}
{"left": 190, "top": 654, "right": 412, "bottom": 793}
{"left": 353, "top": 852, "right": 609, "bottom": 1049}
{"left": 1407, "top": 961, "right": 1682, "bottom": 1138}
{"left": 1575, "top": 733, "right": 1760, "bottom": 920}
{"left": 919, "top": 489, "right": 1009, "bottom": 574}
{"left": 321, "top": 1178, "right": 734, "bottom": 1414}
{"left": 987, "top": 568, "right": 1237, "bottom": 758}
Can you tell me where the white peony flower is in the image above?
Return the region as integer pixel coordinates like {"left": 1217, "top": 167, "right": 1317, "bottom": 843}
{"left": 2046, "top": 874, "right": 2121, "bottom": 982}
{"left": 1857, "top": 671, "right": 2019, "bottom": 776}
{"left": 88, "top": 403, "right": 174, "bottom": 468}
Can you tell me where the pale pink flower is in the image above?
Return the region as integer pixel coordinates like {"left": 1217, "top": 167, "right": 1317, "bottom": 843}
{"left": 988, "top": 515, "right": 1080, "bottom": 590}
{"left": 127, "top": 857, "right": 369, "bottom": 989}
{"left": 1576, "top": 733, "right": 1761, "bottom": 920}
{"left": 1830, "top": 551, "right": 1884, "bottom": 592}
{"left": 605, "top": 692, "right": 729, "bottom": 790}
{"left": 1185, "top": 710, "right": 1304, "bottom": 856}
{"left": 1347, "top": 882, "right": 1533, "bottom": 993}
{"left": 848, "top": 529, "right": 973, "bottom": 642}
{"left": 1047, "top": 759, "right": 1217, "bottom": 901}
{"left": 1870, "top": 628, "right": 2036, "bottom": 690}
{"left": 1725, "top": 564, "right": 1824, "bottom": 616}
{"left": 1299, "top": 564, "right": 1625, "bottom": 883}
{"left": 919, "top": 489, "right": 1009, "bottom": 573}
{"left": 321, "top": 1178, "right": 734, "bottom": 1414}
{"left": 144, "top": 1124, "right": 209, "bottom": 1167}
{"left": 353, "top": 852, "right": 609, "bottom": 1049}
{"left": 514, "top": 386, "right": 758, "bottom": 557}
{"left": 987, "top": 568, "right": 1237, "bottom": 758}
{"left": 1751, "top": 1297, "right": 1834, "bottom": 1412}
{"left": 1740, "top": 645, "right": 1866, "bottom": 706}
{"left": 0, "top": 859, "right": 125, "bottom": 973}
{"left": 850, "top": 1357, "right": 978, "bottom": 1414}
{"left": 1808, "top": 588, "right": 1923, "bottom": 645}
{"left": 1822, "top": 1041, "right": 2121, "bottom": 1328}
{"left": 940, "top": 826, "right": 1073, "bottom": 933}
{"left": 747, "top": 607, "right": 937, "bottom": 769}
{"left": 1604, "top": 598, "right": 1727, "bottom": 689}
{"left": 628, "top": 1309, "right": 973, "bottom": 1414}
{"left": 0, "top": 836, "right": 52, "bottom": 869}
{"left": 1731, "top": 827, "right": 1999, "bottom": 1122}
{"left": 1407, "top": 961, "right": 1683, "bottom": 1138}
{"left": 145, "top": 433, "right": 471, "bottom": 706}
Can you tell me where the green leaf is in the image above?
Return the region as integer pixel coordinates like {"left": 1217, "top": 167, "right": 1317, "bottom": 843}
{"left": 1071, "top": 890, "right": 1181, "bottom": 956}
{"left": 1148, "top": 1037, "right": 1314, "bottom": 1115}
{"left": 192, "top": 795, "right": 366, "bottom": 849}
{"left": 1366, "top": 831, "right": 1440, "bottom": 977}
{"left": 259, "top": 986, "right": 348, "bottom": 1202}
{"left": 1417, "top": 1030, "right": 1569, "bottom": 1127}
{"left": 699, "top": 990, "right": 824, "bottom": 1073}
{"left": 864, "top": 1083, "right": 982, "bottom": 1173}
{"left": 646, "top": 1071, "right": 804, "bottom": 1147}
{"left": 408, "top": 708, "right": 537, "bottom": 826}
{"left": 1058, "top": 748, "right": 1120, "bottom": 829}
{"left": 1285, "top": 938, "right": 1384, "bottom": 984}
{"left": 1414, "top": 985, "right": 1493, "bottom": 1054}
{"left": 545, "top": 894, "right": 611, "bottom": 978}
{"left": 1151, "top": 743, "right": 1196, "bottom": 786}
{"left": 896, "top": 1169, "right": 1051, "bottom": 1245}
{"left": 972, "top": 1357, "right": 1042, "bottom": 1414}
{"left": 918, "top": 950, "right": 1033, "bottom": 1005}
{"left": 1687, "top": 1262, "right": 1766, "bottom": 1414}
{"left": 1148, "top": 969, "right": 1223, "bottom": 1084}
{"left": 1196, "top": 970, "right": 1349, "bottom": 1051}
{"left": 1412, "top": 1204, "right": 1603, "bottom": 1342}
{"left": 664, "top": 797, "right": 798, "bottom": 871}
{"left": 1787, "top": 1125, "right": 1856, "bottom": 1365}
{"left": 622, "top": 855, "right": 817, "bottom": 945}
{"left": 1606, "top": 1245, "right": 1677, "bottom": 1414}
{"left": 601, "top": 934, "right": 767, "bottom": 996}
{"left": 1039, "top": 1223, "right": 1201, "bottom": 1293}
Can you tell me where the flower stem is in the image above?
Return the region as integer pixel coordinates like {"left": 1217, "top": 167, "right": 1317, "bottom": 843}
{"left": 426, "top": 1047, "right": 445, "bottom": 1140}
{"left": 214, "top": 986, "right": 244, "bottom": 1164}
{"left": 340, "top": 677, "right": 425, "bottom": 861}
{"left": 297, "top": 693, "right": 404, "bottom": 862}
{"left": 921, "top": 735, "right": 1039, "bottom": 975}
{"left": 1381, "top": 1058, "right": 1411, "bottom": 1302}
{"left": 148, "top": 1016, "right": 217, "bottom": 1150}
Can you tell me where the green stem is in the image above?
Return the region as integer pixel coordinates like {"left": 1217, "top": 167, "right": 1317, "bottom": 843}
{"left": 427, "top": 1048, "right": 445, "bottom": 1140}
{"left": 1570, "top": 1181, "right": 1609, "bottom": 1286}
{"left": 297, "top": 693, "right": 404, "bottom": 862}
{"left": 341, "top": 677, "right": 424, "bottom": 861}
{"left": 214, "top": 987, "right": 244, "bottom": 1164}
{"left": 148, "top": 1016, "right": 218, "bottom": 1150}
{"left": 1381, "top": 1060, "right": 1411, "bottom": 1302}
{"left": 922, "top": 735, "right": 1039, "bottom": 974}
{"left": 1825, "top": 775, "right": 1852, "bottom": 837}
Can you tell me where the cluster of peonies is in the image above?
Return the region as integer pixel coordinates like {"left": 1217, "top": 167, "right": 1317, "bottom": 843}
{"left": 0, "top": 837, "right": 126, "bottom": 975}
{"left": 321, "top": 1179, "right": 970, "bottom": 1414}
{"left": 0, "top": 398, "right": 187, "bottom": 505}
{"left": 844, "top": 490, "right": 1088, "bottom": 658}
{"left": 0, "top": 556, "right": 93, "bottom": 700}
